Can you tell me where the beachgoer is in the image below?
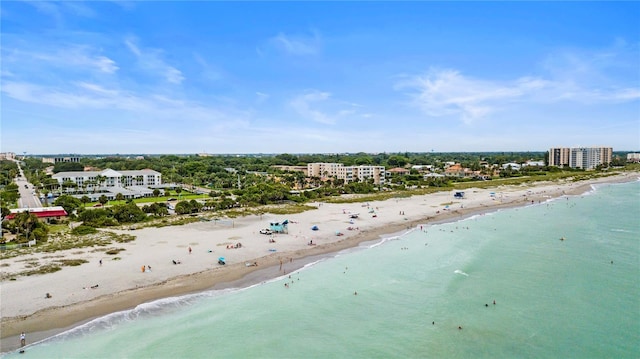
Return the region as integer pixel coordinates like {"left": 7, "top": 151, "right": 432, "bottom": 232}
{"left": 458, "top": 326, "right": 462, "bottom": 330}
{"left": 91, "top": 284, "right": 99, "bottom": 289}
{"left": 45, "top": 293, "right": 52, "bottom": 299}
{"left": 493, "top": 300, "right": 496, "bottom": 305}
{"left": 354, "top": 291, "right": 358, "bottom": 295}
{"left": 99, "top": 259, "right": 102, "bottom": 266}
{"left": 485, "top": 304, "right": 489, "bottom": 307}
{"left": 141, "top": 265, "right": 145, "bottom": 273}
{"left": 432, "top": 321, "right": 435, "bottom": 325}
{"left": 173, "top": 260, "right": 177, "bottom": 265}
{"left": 20, "top": 332, "right": 25, "bottom": 347}
{"left": 147, "top": 265, "right": 152, "bottom": 272}
{"left": 188, "top": 246, "right": 192, "bottom": 254}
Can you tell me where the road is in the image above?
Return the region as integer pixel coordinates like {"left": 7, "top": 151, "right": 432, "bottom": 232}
{"left": 14, "top": 161, "right": 42, "bottom": 209}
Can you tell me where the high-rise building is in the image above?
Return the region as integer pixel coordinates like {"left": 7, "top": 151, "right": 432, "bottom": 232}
{"left": 548, "top": 148, "right": 571, "bottom": 167}
{"left": 549, "top": 147, "right": 612, "bottom": 169}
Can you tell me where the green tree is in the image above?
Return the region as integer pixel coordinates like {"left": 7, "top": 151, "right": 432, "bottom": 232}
{"left": 153, "top": 189, "right": 160, "bottom": 197}
{"left": 53, "top": 195, "right": 82, "bottom": 215}
{"left": 12, "top": 212, "right": 48, "bottom": 243}
{"left": 0, "top": 183, "right": 20, "bottom": 204}
{"left": 112, "top": 203, "right": 147, "bottom": 223}
{"left": 174, "top": 201, "right": 192, "bottom": 214}
{"left": 115, "top": 193, "right": 125, "bottom": 202}
{"left": 99, "top": 195, "right": 108, "bottom": 206}
{"left": 80, "top": 196, "right": 91, "bottom": 207}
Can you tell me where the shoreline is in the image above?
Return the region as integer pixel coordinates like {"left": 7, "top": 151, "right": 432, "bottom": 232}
{"left": 1, "top": 173, "right": 638, "bottom": 352}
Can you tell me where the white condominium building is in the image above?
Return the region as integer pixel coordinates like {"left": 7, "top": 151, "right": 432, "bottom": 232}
{"left": 307, "top": 163, "right": 386, "bottom": 185}
{"left": 549, "top": 147, "right": 612, "bottom": 170}
{"left": 52, "top": 168, "right": 162, "bottom": 189}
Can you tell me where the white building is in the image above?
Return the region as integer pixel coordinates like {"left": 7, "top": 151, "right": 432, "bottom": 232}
{"left": 51, "top": 168, "right": 162, "bottom": 201}
{"left": 307, "top": 163, "right": 386, "bottom": 185}
{"left": 501, "top": 162, "right": 521, "bottom": 171}
{"left": 53, "top": 168, "right": 162, "bottom": 189}
{"left": 627, "top": 153, "right": 640, "bottom": 162}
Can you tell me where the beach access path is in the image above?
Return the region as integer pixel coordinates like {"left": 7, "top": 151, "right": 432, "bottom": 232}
{"left": 1, "top": 172, "right": 637, "bottom": 351}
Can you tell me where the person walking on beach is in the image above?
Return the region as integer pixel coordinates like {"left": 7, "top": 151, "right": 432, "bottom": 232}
{"left": 188, "top": 246, "right": 192, "bottom": 254}
{"left": 99, "top": 259, "right": 102, "bottom": 266}
{"left": 20, "top": 332, "right": 26, "bottom": 347}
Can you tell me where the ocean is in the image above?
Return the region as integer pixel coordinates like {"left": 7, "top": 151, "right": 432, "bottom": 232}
{"left": 4, "top": 180, "right": 639, "bottom": 358}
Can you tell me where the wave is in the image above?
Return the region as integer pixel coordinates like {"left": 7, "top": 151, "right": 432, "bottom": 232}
{"left": 611, "top": 228, "right": 632, "bottom": 233}
{"left": 454, "top": 269, "right": 469, "bottom": 277}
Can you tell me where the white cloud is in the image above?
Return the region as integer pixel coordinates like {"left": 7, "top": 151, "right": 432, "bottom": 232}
{"left": 193, "top": 53, "right": 222, "bottom": 82}
{"left": 3, "top": 47, "right": 119, "bottom": 74}
{"left": 1, "top": 80, "right": 237, "bottom": 124}
{"left": 289, "top": 90, "right": 365, "bottom": 125}
{"left": 124, "top": 37, "right": 184, "bottom": 84}
{"left": 397, "top": 63, "right": 639, "bottom": 124}
{"left": 396, "top": 68, "right": 526, "bottom": 124}
{"left": 255, "top": 92, "right": 270, "bottom": 104}
{"left": 268, "top": 31, "right": 321, "bottom": 55}
{"left": 290, "top": 90, "right": 334, "bottom": 124}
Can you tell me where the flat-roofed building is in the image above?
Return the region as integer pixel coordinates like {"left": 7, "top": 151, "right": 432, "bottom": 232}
{"left": 307, "top": 163, "right": 386, "bottom": 185}
{"left": 549, "top": 147, "right": 612, "bottom": 170}
{"left": 549, "top": 147, "right": 571, "bottom": 167}
{"left": 0, "top": 152, "right": 16, "bottom": 160}
{"left": 52, "top": 168, "right": 162, "bottom": 197}
{"left": 627, "top": 153, "right": 640, "bottom": 163}
{"left": 42, "top": 156, "right": 81, "bottom": 164}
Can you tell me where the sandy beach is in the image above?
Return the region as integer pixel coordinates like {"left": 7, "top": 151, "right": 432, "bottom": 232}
{"left": 1, "top": 172, "right": 637, "bottom": 351}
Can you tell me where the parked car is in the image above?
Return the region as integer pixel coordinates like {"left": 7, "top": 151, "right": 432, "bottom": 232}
{"left": 259, "top": 229, "right": 272, "bottom": 235}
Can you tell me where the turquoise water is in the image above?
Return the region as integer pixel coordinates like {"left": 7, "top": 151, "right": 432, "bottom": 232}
{"left": 5, "top": 181, "right": 639, "bottom": 358}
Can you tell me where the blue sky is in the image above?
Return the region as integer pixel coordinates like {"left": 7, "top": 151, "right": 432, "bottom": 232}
{"left": 1, "top": 1, "right": 638, "bottom": 155}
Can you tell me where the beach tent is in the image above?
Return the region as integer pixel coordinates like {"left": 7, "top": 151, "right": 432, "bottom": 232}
{"left": 270, "top": 220, "right": 289, "bottom": 234}
{"left": 218, "top": 257, "right": 226, "bottom": 265}
{"left": 311, "top": 225, "right": 319, "bottom": 231}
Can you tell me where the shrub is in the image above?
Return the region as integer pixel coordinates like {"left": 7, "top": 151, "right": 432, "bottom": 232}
{"left": 71, "top": 225, "right": 98, "bottom": 236}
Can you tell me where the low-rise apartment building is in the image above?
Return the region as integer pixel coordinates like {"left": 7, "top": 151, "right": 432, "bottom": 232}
{"left": 307, "top": 163, "right": 386, "bottom": 185}
{"left": 53, "top": 168, "right": 162, "bottom": 189}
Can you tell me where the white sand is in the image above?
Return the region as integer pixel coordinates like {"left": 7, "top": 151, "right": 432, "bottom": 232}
{"left": 1, "top": 172, "right": 637, "bottom": 346}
